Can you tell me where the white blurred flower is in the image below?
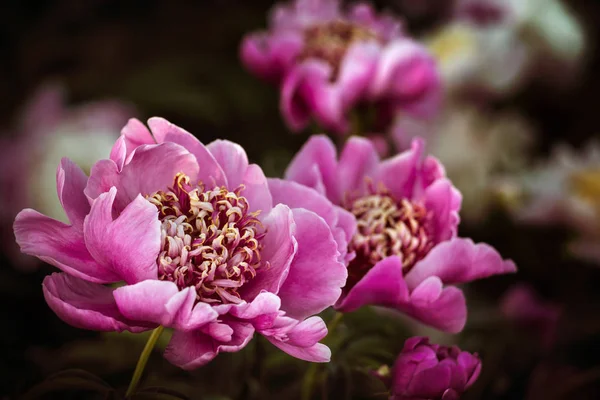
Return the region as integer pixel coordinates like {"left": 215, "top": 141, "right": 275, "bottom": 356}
{"left": 393, "top": 103, "right": 535, "bottom": 223}
{"left": 509, "top": 141, "right": 600, "bottom": 264}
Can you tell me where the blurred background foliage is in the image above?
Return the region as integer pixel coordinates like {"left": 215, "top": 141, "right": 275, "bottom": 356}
{"left": 1, "top": 0, "right": 600, "bottom": 399}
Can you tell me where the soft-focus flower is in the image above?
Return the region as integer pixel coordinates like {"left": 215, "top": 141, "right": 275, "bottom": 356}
{"left": 282, "top": 135, "right": 516, "bottom": 332}
{"left": 0, "top": 84, "right": 133, "bottom": 269}
{"left": 506, "top": 141, "right": 600, "bottom": 264}
{"left": 392, "top": 103, "right": 534, "bottom": 223}
{"left": 389, "top": 336, "right": 481, "bottom": 400}
{"left": 241, "top": 0, "right": 441, "bottom": 134}
{"left": 500, "top": 284, "right": 561, "bottom": 348}
{"left": 446, "top": 0, "right": 585, "bottom": 94}
{"left": 14, "top": 117, "right": 349, "bottom": 368}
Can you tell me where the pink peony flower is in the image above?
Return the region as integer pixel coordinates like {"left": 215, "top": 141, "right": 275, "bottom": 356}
{"left": 13, "top": 117, "right": 349, "bottom": 369}
{"left": 389, "top": 337, "right": 481, "bottom": 399}
{"left": 282, "top": 135, "right": 516, "bottom": 332}
{"left": 0, "top": 83, "right": 134, "bottom": 270}
{"left": 240, "top": 0, "right": 441, "bottom": 134}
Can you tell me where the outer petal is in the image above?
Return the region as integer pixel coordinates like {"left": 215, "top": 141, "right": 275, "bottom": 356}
{"left": 336, "top": 256, "right": 410, "bottom": 312}
{"left": 265, "top": 316, "right": 331, "bottom": 362}
{"left": 121, "top": 118, "right": 155, "bottom": 155}
{"left": 14, "top": 209, "right": 121, "bottom": 283}
{"left": 337, "top": 136, "right": 380, "bottom": 200}
{"left": 422, "top": 178, "right": 462, "bottom": 243}
{"left": 268, "top": 178, "right": 355, "bottom": 262}
{"left": 85, "top": 142, "right": 200, "bottom": 211}
{"left": 83, "top": 188, "right": 160, "bottom": 284}
{"left": 240, "top": 204, "right": 297, "bottom": 300}
{"left": 164, "top": 320, "right": 255, "bottom": 370}
{"left": 56, "top": 158, "right": 90, "bottom": 227}
{"left": 401, "top": 277, "right": 467, "bottom": 333}
{"left": 285, "top": 135, "right": 338, "bottom": 201}
{"left": 405, "top": 238, "right": 517, "bottom": 290}
{"left": 281, "top": 61, "right": 345, "bottom": 133}
{"left": 374, "top": 137, "right": 423, "bottom": 200}
{"left": 147, "top": 117, "right": 226, "bottom": 186}
{"left": 337, "top": 41, "right": 381, "bottom": 108}
{"left": 114, "top": 280, "right": 218, "bottom": 331}
{"left": 43, "top": 273, "right": 147, "bottom": 332}
{"left": 277, "top": 208, "right": 347, "bottom": 319}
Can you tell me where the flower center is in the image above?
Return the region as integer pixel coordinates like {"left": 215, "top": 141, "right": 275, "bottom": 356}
{"left": 298, "top": 20, "right": 381, "bottom": 79}
{"left": 344, "top": 185, "right": 433, "bottom": 289}
{"left": 147, "top": 173, "right": 264, "bottom": 304}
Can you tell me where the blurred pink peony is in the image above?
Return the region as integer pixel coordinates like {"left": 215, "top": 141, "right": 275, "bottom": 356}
{"left": 282, "top": 135, "right": 516, "bottom": 332}
{"left": 14, "top": 118, "right": 350, "bottom": 369}
{"left": 240, "top": 0, "right": 441, "bottom": 134}
{"left": 389, "top": 336, "right": 481, "bottom": 399}
{"left": 0, "top": 84, "right": 134, "bottom": 269}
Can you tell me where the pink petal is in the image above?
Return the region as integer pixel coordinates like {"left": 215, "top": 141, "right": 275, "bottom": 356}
{"left": 240, "top": 32, "right": 304, "bottom": 83}
{"left": 284, "top": 135, "right": 338, "bottom": 201}
{"left": 336, "top": 256, "right": 410, "bottom": 312}
{"left": 240, "top": 204, "right": 297, "bottom": 300}
{"left": 423, "top": 178, "right": 462, "bottom": 243}
{"left": 408, "top": 364, "right": 453, "bottom": 397}
{"left": 121, "top": 118, "right": 155, "bottom": 156}
{"left": 262, "top": 316, "right": 331, "bottom": 362}
{"left": 401, "top": 276, "right": 467, "bottom": 333}
{"left": 228, "top": 292, "right": 282, "bottom": 330}
{"left": 14, "top": 209, "right": 121, "bottom": 283}
{"left": 86, "top": 142, "right": 200, "bottom": 211}
{"left": 43, "top": 273, "right": 147, "bottom": 332}
{"left": 83, "top": 188, "right": 160, "bottom": 284}
{"left": 109, "top": 136, "right": 127, "bottom": 171}
{"left": 164, "top": 320, "right": 255, "bottom": 370}
{"left": 374, "top": 137, "right": 424, "bottom": 200}
{"left": 337, "top": 41, "right": 381, "bottom": 108}
{"left": 278, "top": 208, "right": 347, "bottom": 319}
{"left": 148, "top": 117, "right": 226, "bottom": 187}
{"left": 405, "top": 238, "right": 517, "bottom": 289}
{"left": 114, "top": 280, "right": 218, "bottom": 331}
{"left": 266, "top": 339, "right": 331, "bottom": 363}
{"left": 337, "top": 136, "right": 380, "bottom": 199}
{"left": 242, "top": 164, "right": 273, "bottom": 214}
{"left": 56, "top": 158, "right": 90, "bottom": 228}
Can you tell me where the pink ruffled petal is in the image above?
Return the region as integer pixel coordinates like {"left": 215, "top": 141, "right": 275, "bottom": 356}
{"left": 240, "top": 204, "right": 297, "bottom": 300}
{"left": 86, "top": 142, "right": 199, "bottom": 211}
{"left": 148, "top": 117, "right": 226, "bottom": 187}
{"left": 43, "top": 273, "right": 147, "bottom": 332}
{"left": 14, "top": 209, "right": 121, "bottom": 283}
{"left": 374, "top": 137, "right": 424, "bottom": 200}
{"left": 423, "top": 178, "right": 462, "bottom": 243}
{"left": 337, "top": 136, "right": 379, "bottom": 199}
{"left": 401, "top": 276, "right": 467, "bottom": 333}
{"left": 113, "top": 280, "right": 218, "bottom": 331}
{"left": 121, "top": 118, "right": 155, "bottom": 156}
{"left": 278, "top": 208, "right": 347, "bottom": 319}
{"left": 264, "top": 316, "right": 331, "bottom": 362}
{"left": 337, "top": 41, "right": 381, "bottom": 108}
{"left": 56, "top": 158, "right": 90, "bottom": 227}
{"left": 336, "top": 256, "right": 410, "bottom": 312}
{"left": 285, "top": 135, "right": 338, "bottom": 201}
{"left": 228, "top": 292, "right": 282, "bottom": 330}
{"left": 242, "top": 164, "right": 274, "bottom": 214}
{"left": 109, "top": 136, "right": 127, "bottom": 171}
{"left": 164, "top": 320, "right": 255, "bottom": 370}
{"left": 405, "top": 238, "right": 517, "bottom": 290}
{"left": 83, "top": 188, "right": 160, "bottom": 284}
{"left": 240, "top": 32, "right": 304, "bottom": 83}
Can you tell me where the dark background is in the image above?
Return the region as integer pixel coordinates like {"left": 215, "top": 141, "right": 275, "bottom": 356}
{"left": 0, "top": 1, "right": 599, "bottom": 399}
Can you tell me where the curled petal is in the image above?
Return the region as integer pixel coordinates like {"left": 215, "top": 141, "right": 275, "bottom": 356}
{"left": 84, "top": 188, "right": 160, "bottom": 284}
{"left": 278, "top": 208, "right": 347, "bottom": 319}
{"left": 113, "top": 280, "right": 218, "bottom": 331}
{"left": 14, "top": 209, "right": 120, "bottom": 283}
{"left": 405, "top": 238, "right": 517, "bottom": 290}
{"left": 337, "top": 136, "right": 380, "bottom": 200}
{"left": 423, "top": 178, "right": 462, "bottom": 243}
{"left": 374, "top": 137, "right": 424, "bottom": 200}
{"left": 56, "top": 158, "right": 90, "bottom": 227}
{"left": 265, "top": 316, "right": 331, "bottom": 362}
{"left": 43, "top": 273, "right": 147, "bottom": 332}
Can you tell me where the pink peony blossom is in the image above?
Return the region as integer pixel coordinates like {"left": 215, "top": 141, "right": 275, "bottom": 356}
{"left": 389, "top": 337, "right": 481, "bottom": 399}
{"left": 240, "top": 0, "right": 441, "bottom": 134}
{"left": 0, "top": 83, "right": 133, "bottom": 269}
{"left": 13, "top": 118, "right": 350, "bottom": 369}
{"left": 282, "top": 135, "right": 516, "bottom": 332}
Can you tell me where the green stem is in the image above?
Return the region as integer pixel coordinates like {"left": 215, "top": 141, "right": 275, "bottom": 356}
{"left": 301, "top": 312, "right": 344, "bottom": 400}
{"left": 125, "top": 326, "right": 164, "bottom": 398}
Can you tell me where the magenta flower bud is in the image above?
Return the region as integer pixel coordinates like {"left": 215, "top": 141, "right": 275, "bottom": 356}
{"left": 240, "top": 0, "right": 441, "bottom": 134}
{"left": 282, "top": 135, "right": 516, "bottom": 332}
{"left": 390, "top": 337, "right": 481, "bottom": 400}
{"left": 13, "top": 117, "right": 351, "bottom": 369}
